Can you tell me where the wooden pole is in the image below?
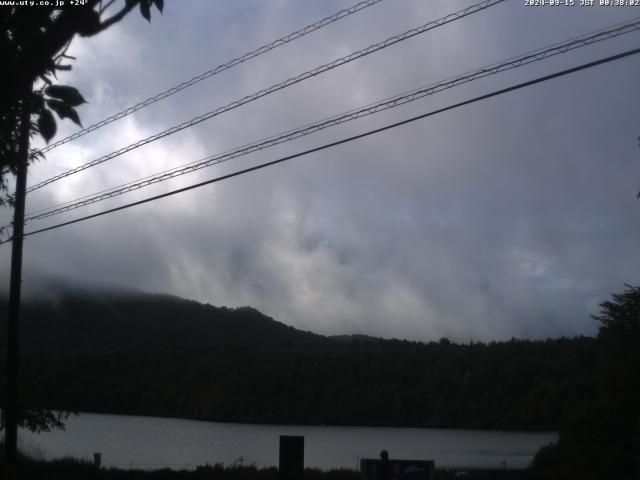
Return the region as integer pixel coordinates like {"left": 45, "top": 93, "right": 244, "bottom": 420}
{"left": 5, "top": 95, "right": 30, "bottom": 480}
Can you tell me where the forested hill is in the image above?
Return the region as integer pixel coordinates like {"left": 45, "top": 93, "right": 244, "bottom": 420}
{"left": 0, "top": 287, "right": 599, "bottom": 431}
{"left": 0, "top": 288, "right": 322, "bottom": 354}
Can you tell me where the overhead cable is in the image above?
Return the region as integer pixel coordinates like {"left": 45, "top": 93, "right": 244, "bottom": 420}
{"left": 2, "top": 46, "right": 636, "bottom": 244}
{"left": 21, "top": 18, "right": 640, "bottom": 223}
{"left": 26, "top": 0, "right": 506, "bottom": 192}
{"left": 36, "top": 0, "right": 386, "bottom": 154}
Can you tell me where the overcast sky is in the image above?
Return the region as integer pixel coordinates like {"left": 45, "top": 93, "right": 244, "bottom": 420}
{"left": 2, "top": 0, "right": 639, "bottom": 341}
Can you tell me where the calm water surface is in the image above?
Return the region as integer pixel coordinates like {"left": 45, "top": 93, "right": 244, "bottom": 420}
{"left": 20, "top": 413, "right": 556, "bottom": 470}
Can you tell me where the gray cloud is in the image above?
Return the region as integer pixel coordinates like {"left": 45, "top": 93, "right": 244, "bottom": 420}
{"left": 2, "top": 0, "right": 640, "bottom": 341}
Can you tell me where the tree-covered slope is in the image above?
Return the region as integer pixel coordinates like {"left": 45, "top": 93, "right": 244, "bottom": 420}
{"left": 0, "top": 287, "right": 599, "bottom": 431}
{"left": 0, "top": 289, "right": 321, "bottom": 355}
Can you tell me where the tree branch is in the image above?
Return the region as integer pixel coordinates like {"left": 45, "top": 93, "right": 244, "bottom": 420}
{"left": 100, "top": 0, "right": 118, "bottom": 15}
{"left": 96, "top": 0, "right": 139, "bottom": 33}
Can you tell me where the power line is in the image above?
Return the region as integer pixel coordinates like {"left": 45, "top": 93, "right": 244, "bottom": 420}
{"left": 26, "top": 0, "right": 506, "bottom": 193}
{"left": 27, "top": 16, "right": 640, "bottom": 217}
{"left": 4, "top": 46, "right": 637, "bottom": 245}
{"left": 20, "top": 18, "right": 640, "bottom": 224}
{"left": 26, "top": 17, "right": 640, "bottom": 218}
{"left": 35, "top": 0, "right": 385, "bottom": 154}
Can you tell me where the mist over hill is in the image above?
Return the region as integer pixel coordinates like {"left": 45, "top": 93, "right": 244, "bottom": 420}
{"left": 0, "top": 284, "right": 598, "bottom": 430}
{"left": 1, "top": 285, "right": 322, "bottom": 355}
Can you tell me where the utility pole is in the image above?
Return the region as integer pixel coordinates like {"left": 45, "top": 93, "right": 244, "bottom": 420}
{"left": 5, "top": 95, "right": 30, "bottom": 480}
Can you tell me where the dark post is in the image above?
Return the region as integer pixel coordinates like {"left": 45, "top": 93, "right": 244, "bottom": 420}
{"left": 378, "top": 450, "right": 391, "bottom": 480}
{"left": 279, "top": 435, "right": 304, "bottom": 480}
{"left": 5, "top": 95, "right": 30, "bottom": 479}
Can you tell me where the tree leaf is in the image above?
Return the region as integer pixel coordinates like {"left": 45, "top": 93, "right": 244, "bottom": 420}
{"left": 75, "top": 8, "right": 102, "bottom": 36}
{"left": 47, "top": 99, "right": 82, "bottom": 126}
{"left": 29, "top": 92, "right": 44, "bottom": 111}
{"left": 44, "top": 85, "right": 87, "bottom": 107}
{"left": 38, "top": 109, "right": 57, "bottom": 143}
{"left": 153, "top": 0, "right": 164, "bottom": 13}
{"left": 140, "top": 0, "right": 151, "bottom": 22}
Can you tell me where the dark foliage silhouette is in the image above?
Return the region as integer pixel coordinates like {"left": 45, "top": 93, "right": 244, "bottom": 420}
{"left": 531, "top": 285, "right": 640, "bottom": 479}
{"left": 0, "top": 0, "right": 163, "bottom": 206}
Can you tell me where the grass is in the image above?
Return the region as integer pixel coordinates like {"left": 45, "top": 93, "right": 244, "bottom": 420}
{"left": 0, "top": 444, "right": 534, "bottom": 480}
{"left": 0, "top": 456, "right": 539, "bottom": 480}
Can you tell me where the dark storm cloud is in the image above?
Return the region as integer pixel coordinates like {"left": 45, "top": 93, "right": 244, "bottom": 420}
{"left": 2, "top": 0, "right": 639, "bottom": 341}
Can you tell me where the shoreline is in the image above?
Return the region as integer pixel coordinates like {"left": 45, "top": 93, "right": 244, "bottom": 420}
{"left": 26, "top": 410, "right": 560, "bottom": 435}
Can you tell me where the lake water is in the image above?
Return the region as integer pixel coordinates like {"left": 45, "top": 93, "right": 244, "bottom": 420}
{"left": 19, "top": 413, "right": 556, "bottom": 471}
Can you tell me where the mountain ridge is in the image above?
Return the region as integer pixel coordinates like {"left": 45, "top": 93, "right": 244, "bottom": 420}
{"left": 0, "top": 286, "right": 325, "bottom": 354}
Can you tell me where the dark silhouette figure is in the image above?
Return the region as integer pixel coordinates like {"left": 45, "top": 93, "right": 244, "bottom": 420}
{"left": 378, "top": 450, "right": 392, "bottom": 480}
